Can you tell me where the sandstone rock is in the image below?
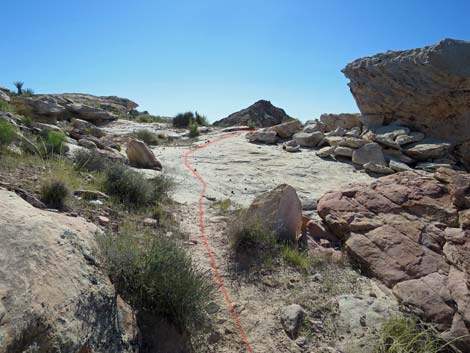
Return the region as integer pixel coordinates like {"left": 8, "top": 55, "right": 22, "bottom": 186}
{"left": 320, "top": 113, "right": 361, "bottom": 132}
{"left": 248, "top": 184, "right": 302, "bottom": 242}
{"left": 213, "top": 100, "right": 293, "bottom": 127}
{"left": 246, "top": 130, "right": 278, "bottom": 144}
{"left": 282, "top": 140, "right": 300, "bottom": 153}
{"left": 316, "top": 146, "right": 335, "bottom": 158}
{"left": 345, "top": 126, "right": 362, "bottom": 138}
{"left": 448, "top": 266, "right": 470, "bottom": 322}
{"left": 359, "top": 114, "right": 384, "bottom": 128}
{"left": 98, "top": 215, "right": 110, "bottom": 226}
{"left": 352, "top": 143, "right": 386, "bottom": 166}
{"left": 403, "top": 139, "right": 451, "bottom": 161}
{"left": 126, "top": 139, "right": 163, "bottom": 170}
{"left": 363, "top": 162, "right": 394, "bottom": 174}
{"left": 268, "top": 120, "right": 303, "bottom": 138}
{"left": 393, "top": 273, "right": 454, "bottom": 325}
{"left": 396, "top": 132, "right": 425, "bottom": 145}
{"left": 334, "top": 146, "right": 354, "bottom": 158}
{"left": 383, "top": 148, "right": 415, "bottom": 164}
{"left": 280, "top": 304, "right": 305, "bottom": 338}
{"left": 343, "top": 39, "right": 470, "bottom": 145}
{"left": 325, "top": 127, "right": 347, "bottom": 137}
{"left": 0, "top": 189, "right": 136, "bottom": 352}
{"left": 389, "top": 160, "right": 412, "bottom": 172}
{"left": 338, "top": 137, "right": 366, "bottom": 149}
{"left": 18, "top": 93, "right": 137, "bottom": 123}
{"left": 303, "top": 120, "right": 326, "bottom": 133}
{"left": 293, "top": 131, "right": 324, "bottom": 147}
{"left": 78, "top": 138, "right": 98, "bottom": 149}
{"left": 0, "top": 88, "right": 10, "bottom": 102}
{"left": 415, "top": 162, "right": 455, "bottom": 172}
{"left": 324, "top": 136, "right": 343, "bottom": 146}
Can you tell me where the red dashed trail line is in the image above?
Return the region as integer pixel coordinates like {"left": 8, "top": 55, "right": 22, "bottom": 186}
{"left": 183, "top": 130, "right": 254, "bottom": 353}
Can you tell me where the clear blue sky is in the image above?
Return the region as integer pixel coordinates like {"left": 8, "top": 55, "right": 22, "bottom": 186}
{"left": 2, "top": 0, "right": 469, "bottom": 122}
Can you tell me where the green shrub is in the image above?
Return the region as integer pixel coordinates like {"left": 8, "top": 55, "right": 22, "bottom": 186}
{"left": 99, "top": 232, "right": 212, "bottom": 332}
{"left": 103, "top": 163, "right": 171, "bottom": 206}
{"left": 39, "top": 130, "right": 67, "bottom": 156}
{"left": 22, "top": 88, "right": 34, "bottom": 97}
{"left": 195, "top": 112, "right": 209, "bottom": 126}
{"left": 0, "top": 120, "right": 17, "bottom": 146}
{"left": 19, "top": 115, "right": 33, "bottom": 128}
{"left": 188, "top": 123, "right": 199, "bottom": 138}
{"left": 173, "top": 112, "right": 194, "bottom": 128}
{"left": 281, "top": 245, "right": 311, "bottom": 271}
{"left": 376, "top": 315, "right": 454, "bottom": 353}
{"left": 0, "top": 100, "right": 15, "bottom": 112}
{"left": 135, "top": 129, "right": 158, "bottom": 145}
{"left": 247, "top": 120, "right": 256, "bottom": 129}
{"left": 228, "top": 212, "right": 278, "bottom": 269}
{"left": 40, "top": 179, "right": 69, "bottom": 210}
{"left": 73, "top": 149, "right": 110, "bottom": 172}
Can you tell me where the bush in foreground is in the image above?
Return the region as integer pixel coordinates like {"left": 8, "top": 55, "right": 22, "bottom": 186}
{"left": 40, "top": 179, "right": 69, "bottom": 210}
{"left": 376, "top": 315, "right": 454, "bottom": 353}
{"left": 99, "top": 232, "right": 212, "bottom": 332}
{"left": 0, "top": 120, "right": 17, "bottom": 146}
{"left": 103, "top": 163, "right": 171, "bottom": 206}
{"left": 228, "top": 211, "right": 278, "bottom": 269}
{"left": 38, "top": 130, "right": 67, "bottom": 156}
{"left": 73, "top": 149, "right": 110, "bottom": 172}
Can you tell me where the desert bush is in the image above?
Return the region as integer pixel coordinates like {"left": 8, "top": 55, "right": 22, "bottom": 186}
{"left": 0, "top": 100, "right": 15, "bottom": 112}
{"left": 40, "top": 179, "right": 69, "bottom": 210}
{"left": 0, "top": 120, "right": 17, "bottom": 146}
{"left": 194, "top": 112, "right": 209, "bottom": 126}
{"left": 22, "top": 88, "right": 34, "bottom": 97}
{"left": 99, "top": 232, "right": 212, "bottom": 332}
{"left": 103, "top": 163, "right": 171, "bottom": 206}
{"left": 188, "top": 122, "right": 199, "bottom": 138}
{"left": 228, "top": 211, "right": 278, "bottom": 269}
{"left": 281, "top": 245, "right": 311, "bottom": 271}
{"left": 73, "top": 149, "right": 110, "bottom": 172}
{"left": 173, "top": 112, "right": 194, "bottom": 128}
{"left": 247, "top": 120, "right": 256, "bottom": 129}
{"left": 38, "top": 130, "right": 67, "bottom": 156}
{"left": 13, "top": 81, "right": 24, "bottom": 95}
{"left": 19, "top": 115, "right": 33, "bottom": 128}
{"left": 135, "top": 129, "right": 158, "bottom": 145}
{"left": 375, "top": 315, "right": 455, "bottom": 353}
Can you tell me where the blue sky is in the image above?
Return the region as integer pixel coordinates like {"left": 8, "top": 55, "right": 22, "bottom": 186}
{"left": 2, "top": 0, "right": 470, "bottom": 122}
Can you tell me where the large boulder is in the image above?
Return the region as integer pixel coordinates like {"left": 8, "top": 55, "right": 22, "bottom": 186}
{"left": 342, "top": 39, "right": 470, "bottom": 146}
{"left": 320, "top": 113, "right": 361, "bottom": 132}
{"left": 293, "top": 131, "right": 324, "bottom": 147}
{"left": 352, "top": 143, "right": 386, "bottom": 166}
{"left": 0, "top": 188, "right": 136, "bottom": 352}
{"left": 248, "top": 184, "right": 302, "bottom": 242}
{"left": 246, "top": 130, "right": 278, "bottom": 144}
{"left": 213, "top": 100, "right": 293, "bottom": 127}
{"left": 268, "top": 120, "right": 302, "bottom": 138}
{"left": 126, "top": 138, "right": 163, "bottom": 170}
{"left": 317, "top": 168, "right": 470, "bottom": 345}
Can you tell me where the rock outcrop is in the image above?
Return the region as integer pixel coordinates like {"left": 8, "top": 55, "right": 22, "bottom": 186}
{"left": 16, "top": 93, "right": 138, "bottom": 124}
{"left": 248, "top": 184, "right": 302, "bottom": 242}
{"left": 317, "top": 168, "right": 470, "bottom": 349}
{"left": 0, "top": 188, "right": 136, "bottom": 352}
{"left": 342, "top": 38, "right": 470, "bottom": 150}
{"left": 213, "top": 100, "right": 293, "bottom": 127}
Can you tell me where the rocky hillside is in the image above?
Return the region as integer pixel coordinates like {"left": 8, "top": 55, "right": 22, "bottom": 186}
{"left": 213, "top": 99, "right": 293, "bottom": 127}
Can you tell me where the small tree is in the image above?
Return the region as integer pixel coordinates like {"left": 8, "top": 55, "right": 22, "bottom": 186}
{"left": 13, "top": 81, "right": 24, "bottom": 95}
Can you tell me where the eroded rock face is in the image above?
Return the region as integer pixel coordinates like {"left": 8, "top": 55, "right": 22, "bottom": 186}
{"left": 17, "top": 93, "right": 138, "bottom": 124}
{"left": 0, "top": 189, "right": 136, "bottom": 352}
{"left": 213, "top": 100, "right": 293, "bottom": 127}
{"left": 248, "top": 184, "right": 303, "bottom": 242}
{"left": 317, "top": 168, "right": 470, "bottom": 348}
{"left": 343, "top": 39, "right": 470, "bottom": 145}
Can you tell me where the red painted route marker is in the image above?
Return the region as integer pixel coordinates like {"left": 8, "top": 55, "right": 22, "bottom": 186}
{"left": 183, "top": 130, "right": 254, "bottom": 352}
